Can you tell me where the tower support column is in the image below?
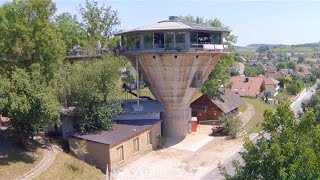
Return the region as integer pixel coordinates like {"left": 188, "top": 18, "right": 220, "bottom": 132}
{"left": 162, "top": 106, "right": 190, "bottom": 139}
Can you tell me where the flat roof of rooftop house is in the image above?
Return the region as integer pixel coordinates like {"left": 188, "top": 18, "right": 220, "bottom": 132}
{"left": 69, "top": 119, "right": 161, "bottom": 147}
{"left": 115, "top": 16, "right": 230, "bottom": 36}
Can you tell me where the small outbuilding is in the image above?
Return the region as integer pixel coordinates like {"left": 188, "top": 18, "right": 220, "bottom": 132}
{"left": 69, "top": 119, "right": 161, "bottom": 172}
{"left": 190, "top": 90, "right": 244, "bottom": 123}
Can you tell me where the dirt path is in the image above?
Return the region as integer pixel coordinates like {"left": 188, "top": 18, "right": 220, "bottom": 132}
{"left": 15, "top": 145, "right": 58, "bottom": 180}
{"left": 239, "top": 103, "right": 255, "bottom": 127}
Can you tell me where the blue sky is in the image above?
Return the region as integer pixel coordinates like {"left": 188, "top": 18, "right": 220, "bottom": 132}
{"left": 1, "top": 0, "right": 320, "bottom": 46}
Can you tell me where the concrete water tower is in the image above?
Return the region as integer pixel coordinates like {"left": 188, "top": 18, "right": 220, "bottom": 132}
{"left": 116, "top": 16, "right": 230, "bottom": 139}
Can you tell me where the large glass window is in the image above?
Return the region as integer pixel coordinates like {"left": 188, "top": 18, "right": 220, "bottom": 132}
{"left": 212, "top": 32, "right": 222, "bottom": 44}
{"left": 165, "top": 32, "right": 174, "bottom": 50}
{"left": 175, "top": 32, "right": 185, "bottom": 49}
{"left": 154, "top": 33, "right": 164, "bottom": 49}
{"left": 144, "top": 32, "right": 153, "bottom": 49}
{"left": 125, "top": 34, "right": 140, "bottom": 50}
{"left": 190, "top": 32, "right": 198, "bottom": 45}
{"left": 198, "top": 32, "right": 212, "bottom": 44}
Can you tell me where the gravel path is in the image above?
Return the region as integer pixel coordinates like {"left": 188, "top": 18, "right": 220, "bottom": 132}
{"left": 239, "top": 103, "right": 255, "bottom": 127}
{"left": 15, "top": 145, "right": 58, "bottom": 180}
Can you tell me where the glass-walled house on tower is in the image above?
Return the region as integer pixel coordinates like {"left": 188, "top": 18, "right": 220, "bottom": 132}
{"left": 118, "top": 16, "right": 229, "bottom": 53}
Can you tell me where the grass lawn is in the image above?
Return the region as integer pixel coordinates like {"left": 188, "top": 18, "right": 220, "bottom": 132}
{"left": 243, "top": 98, "right": 274, "bottom": 133}
{"left": 35, "top": 151, "right": 105, "bottom": 180}
{"left": 0, "top": 146, "right": 44, "bottom": 179}
{"left": 238, "top": 103, "right": 247, "bottom": 113}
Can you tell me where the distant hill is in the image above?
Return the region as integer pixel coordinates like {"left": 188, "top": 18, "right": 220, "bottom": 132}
{"left": 245, "top": 41, "right": 320, "bottom": 49}
{"left": 246, "top": 44, "right": 288, "bottom": 49}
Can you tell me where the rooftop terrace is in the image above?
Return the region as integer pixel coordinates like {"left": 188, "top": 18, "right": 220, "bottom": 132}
{"left": 115, "top": 16, "right": 230, "bottom": 54}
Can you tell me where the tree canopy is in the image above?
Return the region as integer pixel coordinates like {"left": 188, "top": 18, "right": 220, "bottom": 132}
{"left": 0, "top": 65, "right": 60, "bottom": 142}
{"left": 220, "top": 102, "right": 320, "bottom": 179}
{"left": 0, "top": 0, "right": 124, "bottom": 143}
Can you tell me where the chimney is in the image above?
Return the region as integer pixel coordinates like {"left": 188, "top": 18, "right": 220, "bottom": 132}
{"left": 245, "top": 77, "right": 249, "bottom": 82}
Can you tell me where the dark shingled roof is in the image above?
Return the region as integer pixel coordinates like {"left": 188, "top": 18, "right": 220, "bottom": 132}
{"left": 191, "top": 90, "right": 244, "bottom": 114}
{"left": 211, "top": 90, "right": 244, "bottom": 113}
{"left": 69, "top": 119, "right": 161, "bottom": 147}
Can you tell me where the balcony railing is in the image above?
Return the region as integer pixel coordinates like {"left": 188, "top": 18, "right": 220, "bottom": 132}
{"left": 119, "top": 44, "right": 229, "bottom": 54}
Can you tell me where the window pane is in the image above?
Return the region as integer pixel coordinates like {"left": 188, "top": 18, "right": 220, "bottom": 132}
{"left": 212, "top": 32, "right": 222, "bottom": 44}
{"left": 117, "top": 146, "right": 124, "bottom": 163}
{"left": 198, "top": 32, "right": 211, "bottom": 44}
{"left": 147, "top": 132, "right": 151, "bottom": 145}
{"left": 190, "top": 32, "right": 198, "bottom": 45}
{"left": 144, "top": 32, "right": 153, "bottom": 49}
{"left": 125, "top": 34, "right": 140, "bottom": 50}
{"left": 133, "top": 138, "right": 139, "bottom": 153}
{"left": 165, "top": 32, "right": 174, "bottom": 50}
{"left": 175, "top": 32, "right": 185, "bottom": 49}
{"left": 154, "top": 33, "right": 164, "bottom": 49}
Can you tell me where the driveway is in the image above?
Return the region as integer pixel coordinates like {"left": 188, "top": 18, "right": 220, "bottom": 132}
{"left": 112, "top": 125, "right": 244, "bottom": 180}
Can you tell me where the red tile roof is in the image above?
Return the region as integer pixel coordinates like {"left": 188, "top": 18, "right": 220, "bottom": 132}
{"left": 231, "top": 77, "right": 264, "bottom": 97}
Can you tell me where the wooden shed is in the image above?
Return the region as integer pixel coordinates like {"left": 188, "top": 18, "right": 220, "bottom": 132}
{"left": 190, "top": 90, "right": 244, "bottom": 123}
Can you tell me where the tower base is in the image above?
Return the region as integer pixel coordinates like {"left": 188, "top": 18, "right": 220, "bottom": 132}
{"left": 161, "top": 106, "right": 190, "bottom": 139}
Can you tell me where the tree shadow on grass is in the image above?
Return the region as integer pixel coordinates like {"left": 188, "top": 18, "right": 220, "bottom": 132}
{"left": 0, "top": 145, "right": 36, "bottom": 166}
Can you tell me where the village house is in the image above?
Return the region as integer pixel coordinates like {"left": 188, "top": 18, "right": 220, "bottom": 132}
{"left": 230, "top": 76, "right": 265, "bottom": 97}
{"left": 230, "top": 76, "right": 280, "bottom": 98}
{"left": 229, "top": 62, "right": 245, "bottom": 75}
{"left": 190, "top": 90, "right": 243, "bottom": 123}
{"left": 263, "top": 77, "right": 280, "bottom": 97}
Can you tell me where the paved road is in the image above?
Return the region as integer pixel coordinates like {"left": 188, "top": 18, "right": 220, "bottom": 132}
{"left": 201, "top": 134, "right": 260, "bottom": 180}
{"left": 290, "top": 83, "right": 318, "bottom": 117}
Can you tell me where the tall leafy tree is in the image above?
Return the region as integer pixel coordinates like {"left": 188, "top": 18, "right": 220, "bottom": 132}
{"left": 180, "top": 14, "right": 237, "bottom": 98}
{"left": 79, "top": 0, "right": 120, "bottom": 51}
{"left": 58, "top": 57, "right": 126, "bottom": 132}
{"left": 55, "top": 12, "right": 86, "bottom": 50}
{"left": 0, "top": 65, "right": 60, "bottom": 144}
{"left": 220, "top": 102, "right": 320, "bottom": 179}
{"left": 0, "top": 0, "right": 66, "bottom": 81}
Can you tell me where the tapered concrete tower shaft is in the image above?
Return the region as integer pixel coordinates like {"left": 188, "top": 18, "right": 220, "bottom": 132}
{"left": 129, "top": 53, "right": 222, "bottom": 137}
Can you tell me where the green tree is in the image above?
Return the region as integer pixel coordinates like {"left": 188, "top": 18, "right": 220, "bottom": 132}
{"left": 63, "top": 58, "right": 125, "bottom": 132}
{"left": 0, "top": 0, "right": 66, "bottom": 81}
{"left": 180, "top": 14, "right": 237, "bottom": 98}
{"left": 286, "top": 80, "right": 303, "bottom": 95}
{"left": 287, "top": 61, "right": 296, "bottom": 70}
{"left": 257, "top": 45, "right": 269, "bottom": 53}
{"left": 79, "top": 0, "right": 120, "bottom": 51}
{"left": 297, "top": 55, "right": 305, "bottom": 64}
{"left": 0, "top": 65, "right": 60, "bottom": 144}
{"left": 220, "top": 102, "right": 320, "bottom": 179}
{"left": 219, "top": 113, "right": 241, "bottom": 139}
{"left": 55, "top": 12, "right": 86, "bottom": 50}
{"left": 276, "top": 62, "right": 286, "bottom": 71}
{"left": 244, "top": 64, "right": 265, "bottom": 77}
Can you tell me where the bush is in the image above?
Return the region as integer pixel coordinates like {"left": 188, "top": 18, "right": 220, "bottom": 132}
{"left": 156, "top": 135, "right": 166, "bottom": 148}
{"left": 219, "top": 113, "right": 241, "bottom": 139}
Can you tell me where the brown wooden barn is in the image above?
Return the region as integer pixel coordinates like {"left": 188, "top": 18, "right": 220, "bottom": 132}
{"left": 190, "top": 90, "right": 244, "bottom": 123}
